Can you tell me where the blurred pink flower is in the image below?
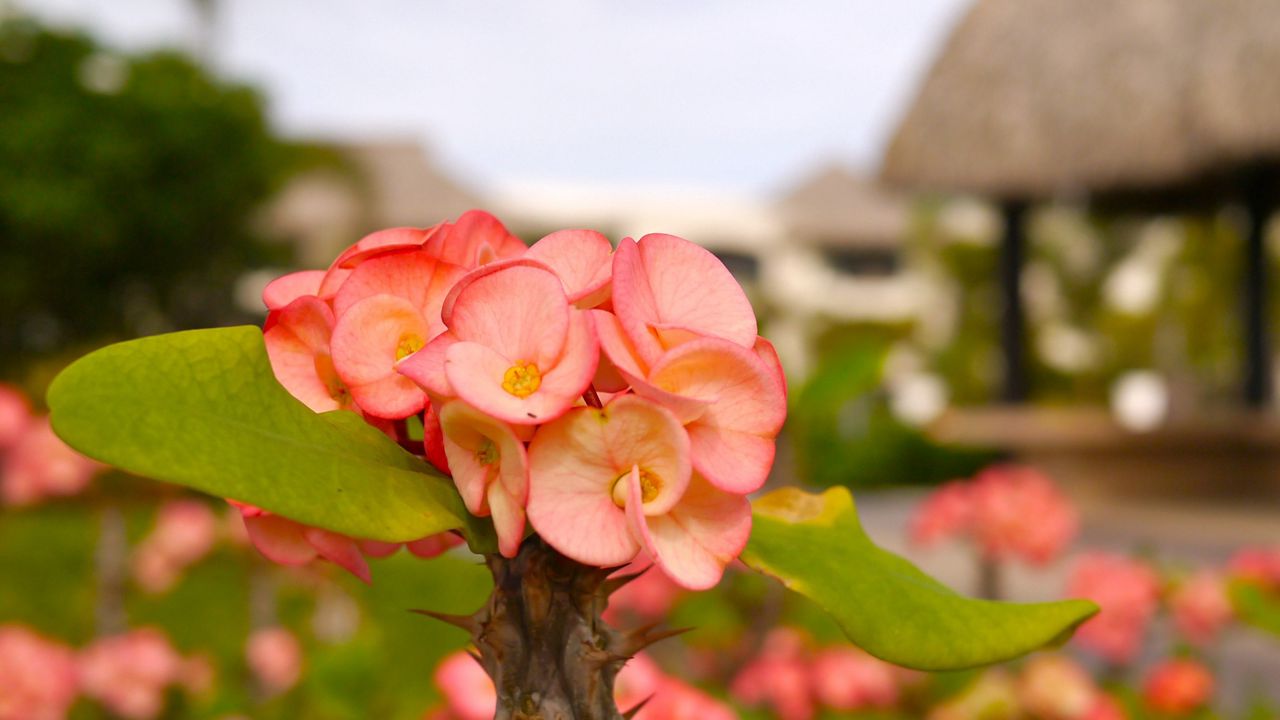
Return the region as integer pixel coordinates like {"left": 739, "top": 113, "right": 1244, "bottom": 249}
{"left": 618, "top": 653, "right": 736, "bottom": 720}
{"left": 1, "top": 417, "right": 101, "bottom": 506}
{"left": 0, "top": 625, "right": 79, "bottom": 720}
{"left": 434, "top": 651, "right": 495, "bottom": 720}
{"left": 910, "top": 480, "right": 974, "bottom": 546}
{"left": 730, "top": 628, "right": 814, "bottom": 720}
{"left": 1228, "top": 546, "right": 1280, "bottom": 590}
{"left": 1143, "top": 659, "right": 1214, "bottom": 715}
{"left": 0, "top": 384, "right": 32, "bottom": 451}
{"left": 604, "top": 562, "right": 685, "bottom": 624}
{"left": 79, "top": 628, "right": 183, "bottom": 720}
{"left": 1016, "top": 654, "right": 1097, "bottom": 720}
{"left": 1083, "top": 694, "right": 1128, "bottom": 720}
{"left": 810, "top": 646, "right": 899, "bottom": 711}
{"left": 246, "top": 627, "right": 303, "bottom": 695}
{"left": 132, "top": 500, "right": 219, "bottom": 593}
{"left": 968, "top": 465, "right": 1078, "bottom": 565}
{"left": 1169, "top": 571, "right": 1233, "bottom": 646}
{"left": 1066, "top": 553, "right": 1161, "bottom": 664}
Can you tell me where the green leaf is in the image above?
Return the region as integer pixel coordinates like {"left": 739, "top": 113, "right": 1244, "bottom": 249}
{"left": 742, "top": 486, "right": 1098, "bottom": 671}
{"left": 1229, "top": 579, "right": 1280, "bottom": 638}
{"left": 48, "top": 326, "right": 494, "bottom": 550}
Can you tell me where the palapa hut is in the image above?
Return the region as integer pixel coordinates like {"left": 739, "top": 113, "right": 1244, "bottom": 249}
{"left": 882, "top": 0, "right": 1280, "bottom": 405}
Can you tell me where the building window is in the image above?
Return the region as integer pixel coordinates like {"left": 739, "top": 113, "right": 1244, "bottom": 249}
{"left": 714, "top": 250, "right": 761, "bottom": 283}
{"left": 821, "top": 247, "right": 899, "bottom": 276}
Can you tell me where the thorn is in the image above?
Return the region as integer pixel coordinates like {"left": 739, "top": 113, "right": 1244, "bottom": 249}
{"left": 466, "top": 649, "right": 484, "bottom": 666}
{"left": 615, "top": 623, "right": 691, "bottom": 655}
{"left": 622, "top": 695, "right": 653, "bottom": 719}
{"left": 642, "top": 626, "right": 693, "bottom": 648}
{"left": 601, "top": 569, "right": 648, "bottom": 597}
{"left": 409, "top": 608, "right": 477, "bottom": 633}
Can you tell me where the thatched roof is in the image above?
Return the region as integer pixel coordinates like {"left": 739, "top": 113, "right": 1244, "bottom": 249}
{"left": 777, "top": 165, "right": 909, "bottom": 248}
{"left": 881, "top": 0, "right": 1280, "bottom": 201}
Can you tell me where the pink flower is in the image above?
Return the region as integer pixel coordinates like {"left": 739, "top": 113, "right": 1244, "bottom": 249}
{"left": 910, "top": 481, "right": 974, "bottom": 546}
{"left": 232, "top": 502, "right": 373, "bottom": 583}
{"left": 434, "top": 651, "right": 496, "bottom": 720}
{"left": 604, "top": 562, "right": 685, "bottom": 623}
{"left": 527, "top": 395, "right": 750, "bottom": 589}
{"left": 968, "top": 465, "right": 1078, "bottom": 565}
{"left": 811, "top": 646, "right": 899, "bottom": 711}
{"left": 618, "top": 654, "right": 736, "bottom": 720}
{"left": 1228, "top": 546, "right": 1280, "bottom": 589}
{"left": 2, "top": 417, "right": 101, "bottom": 506}
{"left": 132, "top": 500, "right": 219, "bottom": 593}
{"left": 423, "top": 210, "right": 526, "bottom": 270}
{"left": 1169, "top": 570, "right": 1233, "bottom": 646}
{"left": 79, "top": 628, "right": 183, "bottom": 720}
{"left": 0, "top": 384, "right": 32, "bottom": 451}
{"left": 1016, "top": 654, "right": 1097, "bottom": 720}
{"left": 0, "top": 625, "right": 79, "bottom": 720}
{"left": 1083, "top": 694, "right": 1128, "bottom": 720}
{"left": 262, "top": 269, "right": 325, "bottom": 311}
{"left": 525, "top": 229, "right": 614, "bottom": 308}
{"left": 1066, "top": 552, "right": 1161, "bottom": 664}
{"left": 926, "top": 669, "right": 1020, "bottom": 720}
{"left": 730, "top": 629, "right": 815, "bottom": 720}
{"left": 437, "top": 400, "right": 528, "bottom": 558}
{"left": 1142, "top": 659, "right": 1214, "bottom": 715}
{"left": 406, "top": 532, "right": 464, "bottom": 559}
{"left": 246, "top": 627, "right": 303, "bottom": 695}
{"left": 264, "top": 296, "right": 352, "bottom": 413}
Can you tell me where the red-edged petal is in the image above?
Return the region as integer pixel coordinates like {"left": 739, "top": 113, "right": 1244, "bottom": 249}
{"left": 487, "top": 480, "right": 527, "bottom": 559}
{"left": 263, "top": 297, "right": 348, "bottom": 413}
{"left": 303, "top": 527, "right": 372, "bottom": 584}
{"left": 439, "top": 400, "right": 529, "bottom": 515}
{"left": 241, "top": 514, "right": 317, "bottom": 566}
{"left": 333, "top": 226, "right": 433, "bottom": 269}
{"left": 397, "top": 331, "right": 457, "bottom": 400}
{"left": 449, "top": 264, "right": 570, "bottom": 367}
{"left": 332, "top": 249, "right": 465, "bottom": 339}
{"left": 627, "top": 474, "right": 750, "bottom": 590}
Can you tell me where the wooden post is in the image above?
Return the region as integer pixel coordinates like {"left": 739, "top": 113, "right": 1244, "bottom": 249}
{"left": 1243, "top": 168, "right": 1273, "bottom": 408}
{"left": 1000, "top": 201, "right": 1029, "bottom": 403}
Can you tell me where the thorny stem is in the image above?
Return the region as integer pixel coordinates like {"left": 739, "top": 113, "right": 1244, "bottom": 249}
{"left": 417, "top": 537, "right": 679, "bottom": 720}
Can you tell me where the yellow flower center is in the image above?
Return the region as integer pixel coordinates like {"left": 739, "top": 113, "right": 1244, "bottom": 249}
{"left": 395, "top": 333, "right": 425, "bottom": 361}
{"left": 314, "top": 354, "right": 351, "bottom": 404}
{"left": 475, "top": 439, "right": 498, "bottom": 466}
{"left": 611, "top": 469, "right": 662, "bottom": 508}
{"left": 502, "top": 362, "right": 542, "bottom": 398}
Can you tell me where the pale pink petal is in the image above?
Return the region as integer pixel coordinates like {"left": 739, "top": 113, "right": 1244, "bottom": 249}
{"left": 421, "top": 401, "right": 451, "bottom": 474}
{"left": 397, "top": 331, "right": 457, "bottom": 400}
{"left": 406, "top": 532, "right": 463, "bottom": 559}
{"left": 263, "top": 296, "right": 349, "bottom": 413}
{"left": 488, "top": 479, "right": 527, "bottom": 558}
{"left": 450, "top": 264, "right": 570, "bottom": 366}
{"left": 0, "top": 384, "right": 33, "bottom": 451}
{"left": 440, "top": 257, "right": 555, "bottom": 327}
{"left": 435, "top": 651, "right": 497, "bottom": 720}
{"left": 645, "top": 337, "right": 785, "bottom": 493}
{"left": 526, "top": 229, "right": 613, "bottom": 306}
{"left": 527, "top": 407, "right": 640, "bottom": 567}
{"left": 262, "top": 270, "right": 325, "bottom": 311}
{"left": 612, "top": 234, "right": 757, "bottom": 366}
{"left": 591, "top": 309, "right": 649, "bottom": 384}
{"left": 602, "top": 395, "right": 691, "bottom": 517}
{"left": 629, "top": 473, "right": 750, "bottom": 590}
{"left": 241, "top": 514, "right": 317, "bottom": 566}
{"left": 332, "top": 249, "right": 465, "bottom": 339}
{"left": 316, "top": 264, "right": 352, "bottom": 301}
{"left": 439, "top": 400, "right": 529, "bottom": 515}
{"left": 304, "top": 527, "right": 372, "bottom": 584}
{"left": 359, "top": 540, "right": 401, "bottom": 558}
{"left": 330, "top": 294, "right": 429, "bottom": 418}
{"left": 753, "top": 335, "right": 787, "bottom": 396}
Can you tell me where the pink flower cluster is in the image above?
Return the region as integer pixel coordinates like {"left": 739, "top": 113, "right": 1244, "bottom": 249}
{"left": 0, "top": 624, "right": 211, "bottom": 720}
{"left": 1228, "top": 545, "right": 1280, "bottom": 590}
{"left": 730, "top": 629, "right": 907, "bottom": 720}
{"left": 131, "top": 499, "right": 220, "bottom": 593}
{"left": 259, "top": 211, "right": 785, "bottom": 588}
{"left": 1015, "top": 655, "right": 1126, "bottom": 720}
{"left": 1142, "top": 659, "right": 1214, "bottom": 715}
{"left": 1065, "top": 552, "right": 1162, "bottom": 664}
{"left": 245, "top": 627, "right": 303, "bottom": 695}
{"left": 427, "top": 649, "right": 734, "bottom": 720}
{"left": 911, "top": 464, "right": 1078, "bottom": 566}
{"left": 0, "top": 384, "right": 101, "bottom": 506}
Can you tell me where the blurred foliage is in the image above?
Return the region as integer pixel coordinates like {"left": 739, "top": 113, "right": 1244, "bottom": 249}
{"left": 787, "top": 340, "right": 998, "bottom": 489}
{"left": 0, "top": 19, "right": 320, "bottom": 376}
{"left": 909, "top": 201, "right": 1274, "bottom": 407}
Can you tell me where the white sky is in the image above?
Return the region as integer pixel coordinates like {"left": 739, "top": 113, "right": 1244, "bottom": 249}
{"left": 23, "top": 0, "right": 967, "bottom": 196}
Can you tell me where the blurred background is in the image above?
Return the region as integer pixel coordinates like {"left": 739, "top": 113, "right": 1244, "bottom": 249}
{"left": 3, "top": 1, "right": 1280, "bottom": 718}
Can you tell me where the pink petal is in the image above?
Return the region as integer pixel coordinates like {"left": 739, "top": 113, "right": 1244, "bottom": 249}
{"left": 450, "top": 264, "right": 570, "bottom": 366}
{"left": 332, "top": 249, "right": 465, "bottom": 339}
{"left": 601, "top": 395, "right": 691, "bottom": 517}
{"left": 241, "top": 514, "right": 317, "bottom": 566}
{"left": 304, "top": 527, "right": 372, "bottom": 584}
{"left": 527, "top": 407, "right": 640, "bottom": 567}
{"left": 330, "top": 294, "right": 430, "bottom": 418}
{"left": 628, "top": 473, "right": 750, "bottom": 590}
{"left": 440, "top": 257, "right": 554, "bottom": 327}
{"left": 753, "top": 335, "right": 788, "bottom": 396}
{"left": 406, "top": 532, "right": 463, "bottom": 559}
{"left": 439, "top": 400, "right": 529, "bottom": 515}
{"left": 526, "top": 229, "right": 613, "bottom": 306}
{"left": 262, "top": 270, "right": 324, "bottom": 311}
{"left": 591, "top": 309, "right": 649, "bottom": 385}
{"left": 487, "top": 479, "right": 527, "bottom": 558}
{"left": 612, "top": 234, "right": 757, "bottom": 367}
{"left": 645, "top": 337, "right": 785, "bottom": 493}
{"left": 332, "top": 226, "right": 433, "bottom": 269}
{"left": 421, "top": 401, "right": 451, "bottom": 475}
{"left": 263, "top": 297, "right": 348, "bottom": 413}
{"left": 426, "top": 209, "right": 526, "bottom": 268}
{"left": 359, "top": 540, "right": 401, "bottom": 558}
{"left": 397, "top": 331, "right": 457, "bottom": 400}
